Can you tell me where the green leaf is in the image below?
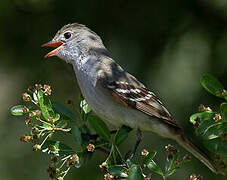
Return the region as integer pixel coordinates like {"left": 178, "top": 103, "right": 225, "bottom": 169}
{"left": 114, "top": 125, "right": 132, "bottom": 146}
{"left": 147, "top": 160, "right": 163, "bottom": 176}
{"left": 42, "top": 140, "right": 74, "bottom": 156}
{"left": 109, "top": 165, "right": 128, "bottom": 178}
{"left": 72, "top": 125, "right": 83, "bottom": 147}
{"left": 190, "top": 112, "right": 216, "bottom": 125}
{"left": 126, "top": 159, "right": 134, "bottom": 168}
{"left": 88, "top": 115, "right": 111, "bottom": 141}
{"left": 165, "top": 169, "right": 176, "bottom": 176}
{"left": 165, "top": 152, "right": 179, "bottom": 174}
{"left": 196, "top": 119, "right": 216, "bottom": 135}
{"left": 80, "top": 99, "right": 91, "bottom": 114}
{"left": 56, "top": 120, "right": 68, "bottom": 128}
{"left": 109, "top": 145, "right": 124, "bottom": 165}
{"left": 128, "top": 164, "right": 144, "bottom": 180}
{"left": 53, "top": 101, "right": 78, "bottom": 122}
{"left": 203, "top": 122, "right": 227, "bottom": 140}
{"left": 203, "top": 137, "right": 227, "bottom": 155}
{"left": 78, "top": 151, "right": 93, "bottom": 166}
{"left": 200, "top": 74, "right": 225, "bottom": 98}
{"left": 221, "top": 103, "right": 227, "bottom": 120}
{"left": 37, "top": 90, "right": 55, "bottom": 121}
{"left": 54, "top": 113, "right": 60, "bottom": 122}
{"left": 42, "top": 122, "right": 52, "bottom": 129}
{"left": 142, "top": 150, "right": 157, "bottom": 165}
{"left": 190, "top": 112, "right": 217, "bottom": 135}
{"left": 10, "top": 105, "right": 24, "bottom": 116}
{"left": 80, "top": 125, "right": 90, "bottom": 135}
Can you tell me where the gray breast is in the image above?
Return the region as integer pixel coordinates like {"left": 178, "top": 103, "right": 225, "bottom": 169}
{"left": 72, "top": 55, "right": 175, "bottom": 138}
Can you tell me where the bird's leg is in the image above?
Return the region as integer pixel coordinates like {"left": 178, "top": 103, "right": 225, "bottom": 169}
{"left": 130, "top": 128, "right": 142, "bottom": 159}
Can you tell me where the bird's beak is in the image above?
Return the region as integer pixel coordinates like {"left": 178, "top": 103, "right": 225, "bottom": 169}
{"left": 42, "top": 41, "right": 65, "bottom": 58}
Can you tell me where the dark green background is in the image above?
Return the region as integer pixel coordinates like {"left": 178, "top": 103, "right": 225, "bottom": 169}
{"left": 1, "top": 0, "right": 227, "bottom": 179}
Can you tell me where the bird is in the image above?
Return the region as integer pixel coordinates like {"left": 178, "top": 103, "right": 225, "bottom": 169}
{"left": 42, "top": 23, "right": 217, "bottom": 173}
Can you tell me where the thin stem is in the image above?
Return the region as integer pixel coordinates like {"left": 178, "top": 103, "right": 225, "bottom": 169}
{"left": 61, "top": 155, "right": 72, "bottom": 161}
{"left": 31, "top": 100, "right": 39, "bottom": 105}
{"left": 62, "top": 167, "right": 71, "bottom": 178}
{"left": 40, "top": 133, "right": 52, "bottom": 147}
{"left": 59, "top": 155, "right": 71, "bottom": 170}
{"left": 59, "top": 160, "right": 67, "bottom": 170}
{"left": 53, "top": 127, "right": 71, "bottom": 132}
{"left": 38, "top": 129, "right": 47, "bottom": 136}
{"left": 105, "top": 145, "right": 115, "bottom": 162}
{"left": 130, "top": 128, "right": 142, "bottom": 159}
{"left": 163, "top": 175, "right": 167, "bottom": 180}
{"left": 36, "top": 117, "right": 53, "bottom": 127}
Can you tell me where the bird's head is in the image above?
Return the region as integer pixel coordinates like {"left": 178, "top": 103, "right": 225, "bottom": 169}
{"left": 42, "top": 23, "right": 104, "bottom": 63}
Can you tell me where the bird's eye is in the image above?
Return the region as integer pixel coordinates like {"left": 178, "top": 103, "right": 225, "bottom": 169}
{"left": 64, "top": 32, "right": 71, "bottom": 39}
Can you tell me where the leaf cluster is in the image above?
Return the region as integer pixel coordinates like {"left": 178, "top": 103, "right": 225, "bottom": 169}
{"left": 190, "top": 74, "right": 227, "bottom": 174}
{"left": 11, "top": 84, "right": 194, "bottom": 179}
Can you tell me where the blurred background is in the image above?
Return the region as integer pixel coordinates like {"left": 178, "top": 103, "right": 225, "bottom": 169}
{"left": 1, "top": 0, "right": 227, "bottom": 179}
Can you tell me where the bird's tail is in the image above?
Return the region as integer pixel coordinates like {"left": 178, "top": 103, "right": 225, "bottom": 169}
{"left": 176, "top": 133, "right": 218, "bottom": 174}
